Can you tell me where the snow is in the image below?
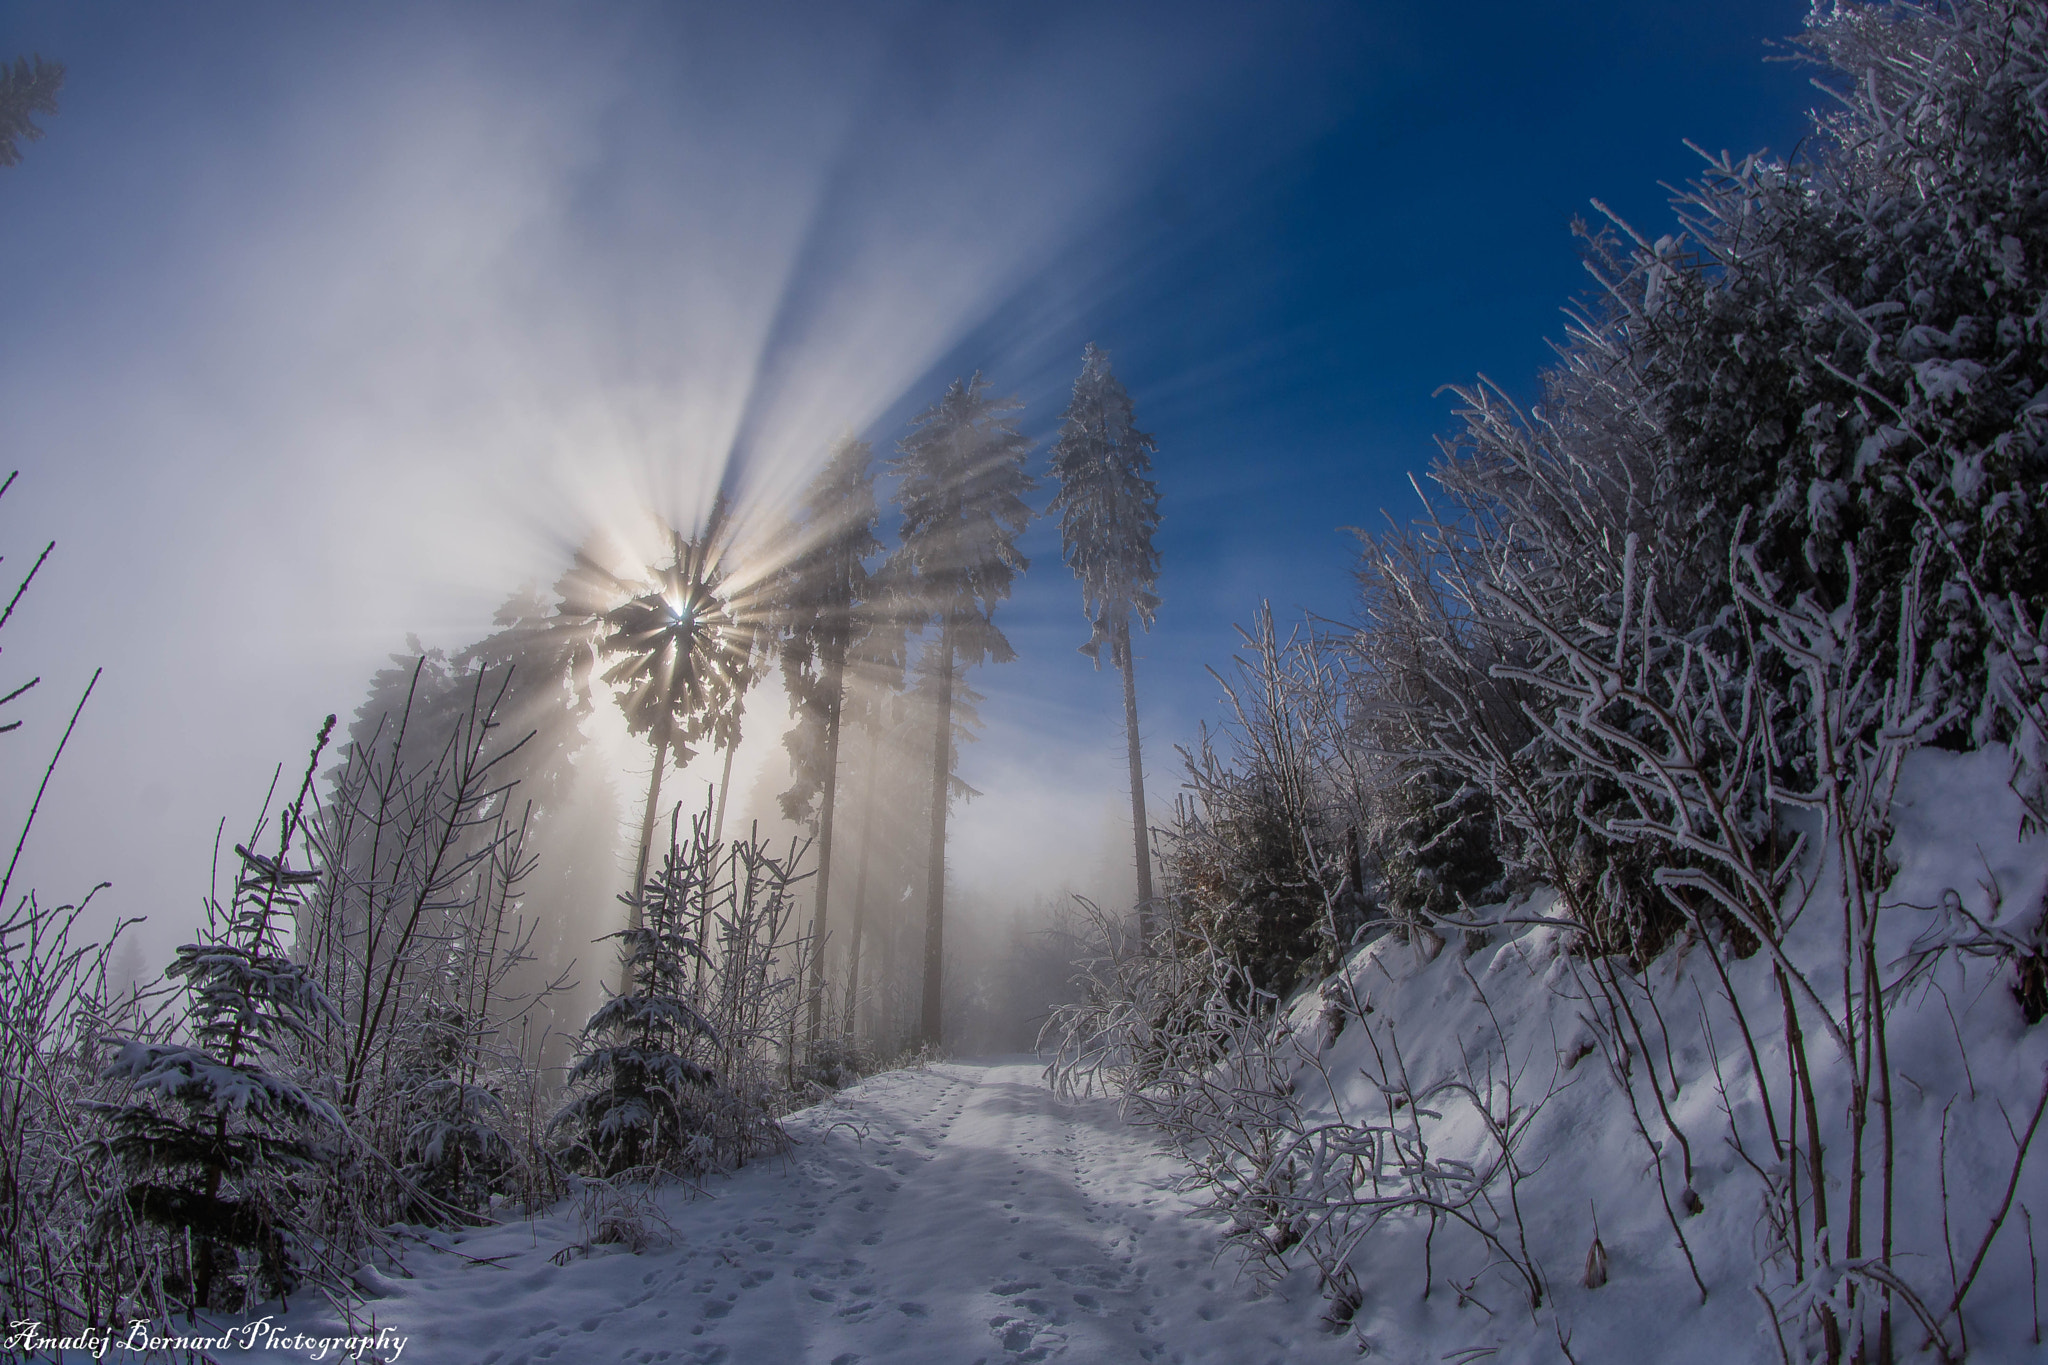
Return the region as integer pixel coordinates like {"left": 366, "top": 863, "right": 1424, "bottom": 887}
{"left": 31, "top": 749, "right": 2048, "bottom": 1363}
{"left": 1254, "top": 743, "right": 2048, "bottom": 1363}
{"left": 116, "top": 1060, "right": 1354, "bottom": 1365}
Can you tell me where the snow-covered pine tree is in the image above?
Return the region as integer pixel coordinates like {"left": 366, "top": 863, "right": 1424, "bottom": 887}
{"left": 772, "top": 436, "right": 887, "bottom": 1046}
{"left": 91, "top": 719, "right": 341, "bottom": 1316}
{"left": 589, "top": 522, "right": 754, "bottom": 985}
{"left": 1048, "top": 344, "right": 1164, "bottom": 930}
{"left": 552, "top": 808, "right": 722, "bottom": 1178}
{"left": 889, "top": 374, "right": 1036, "bottom": 1049}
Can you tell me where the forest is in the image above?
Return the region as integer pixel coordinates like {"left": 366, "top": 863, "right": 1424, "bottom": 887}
{"left": 5, "top": 2, "right": 2048, "bottom": 1362}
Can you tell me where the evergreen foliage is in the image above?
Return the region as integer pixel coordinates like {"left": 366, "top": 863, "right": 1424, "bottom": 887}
{"left": 554, "top": 800, "right": 809, "bottom": 1179}
{"left": 772, "top": 437, "right": 896, "bottom": 1044}
{"left": 775, "top": 437, "right": 888, "bottom": 826}
{"left": 553, "top": 812, "right": 722, "bottom": 1178}
{"left": 1375, "top": 765, "right": 1501, "bottom": 933}
{"left": 1049, "top": 344, "right": 1165, "bottom": 923}
{"left": 0, "top": 54, "right": 62, "bottom": 168}
{"left": 890, "top": 374, "right": 1037, "bottom": 1046}
{"left": 1165, "top": 611, "right": 1370, "bottom": 998}
{"left": 1347, "top": 0, "right": 2048, "bottom": 958}
{"left": 91, "top": 721, "right": 341, "bottom": 1315}
{"left": 891, "top": 375, "right": 1037, "bottom": 673}
{"left": 1048, "top": 344, "right": 1162, "bottom": 671}
{"left": 596, "top": 528, "right": 753, "bottom": 766}
{"left": 576, "top": 519, "right": 761, "bottom": 973}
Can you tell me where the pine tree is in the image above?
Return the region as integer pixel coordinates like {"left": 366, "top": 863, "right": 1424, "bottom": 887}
{"left": 772, "top": 436, "right": 893, "bottom": 1046}
{"left": 588, "top": 523, "right": 754, "bottom": 966}
{"left": 0, "top": 55, "right": 62, "bottom": 168}
{"left": 1048, "top": 344, "right": 1163, "bottom": 930}
{"left": 91, "top": 720, "right": 341, "bottom": 1316}
{"left": 890, "top": 374, "right": 1036, "bottom": 1048}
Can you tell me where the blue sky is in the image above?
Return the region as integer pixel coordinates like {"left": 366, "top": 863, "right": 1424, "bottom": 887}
{"left": 0, "top": 1, "right": 1820, "bottom": 940}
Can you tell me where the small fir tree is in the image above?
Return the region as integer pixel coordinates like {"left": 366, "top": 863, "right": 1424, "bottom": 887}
{"left": 553, "top": 809, "right": 722, "bottom": 1178}
{"left": 91, "top": 719, "right": 341, "bottom": 1316}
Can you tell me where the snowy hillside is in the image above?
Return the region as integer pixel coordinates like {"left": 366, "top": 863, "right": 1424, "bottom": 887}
{"left": 1248, "top": 744, "right": 2048, "bottom": 1362}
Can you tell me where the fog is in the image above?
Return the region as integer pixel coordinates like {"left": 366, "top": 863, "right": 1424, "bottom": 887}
{"left": 0, "top": 2, "right": 1348, "bottom": 1048}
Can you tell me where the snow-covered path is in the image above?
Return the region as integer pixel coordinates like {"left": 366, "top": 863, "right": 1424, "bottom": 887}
{"left": 348, "top": 1058, "right": 1349, "bottom": 1365}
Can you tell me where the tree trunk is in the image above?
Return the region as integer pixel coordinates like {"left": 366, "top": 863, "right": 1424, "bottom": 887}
{"left": 921, "top": 618, "right": 955, "bottom": 1049}
{"left": 842, "top": 725, "right": 882, "bottom": 1041}
{"left": 1118, "top": 619, "right": 1153, "bottom": 935}
{"left": 713, "top": 739, "right": 737, "bottom": 844}
{"left": 806, "top": 632, "right": 849, "bottom": 1044}
{"left": 626, "top": 726, "right": 671, "bottom": 994}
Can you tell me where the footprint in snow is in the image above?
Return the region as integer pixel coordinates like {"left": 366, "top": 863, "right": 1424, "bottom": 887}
{"left": 990, "top": 1316, "right": 1039, "bottom": 1351}
{"left": 899, "top": 1302, "right": 929, "bottom": 1318}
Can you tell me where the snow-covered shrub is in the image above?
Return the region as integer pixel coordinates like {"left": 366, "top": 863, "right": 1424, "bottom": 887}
{"left": 0, "top": 889, "right": 168, "bottom": 1332}
{"left": 1374, "top": 762, "right": 1503, "bottom": 939}
{"left": 323, "top": 599, "right": 615, "bottom": 1073}
{"left": 1042, "top": 895, "right": 1225, "bottom": 1100}
{"left": 394, "top": 1001, "right": 520, "bottom": 1218}
{"left": 794, "top": 1031, "right": 873, "bottom": 1093}
{"left": 295, "top": 662, "right": 567, "bottom": 1240}
{"left": 554, "top": 802, "right": 808, "bottom": 1180}
{"left": 1165, "top": 607, "right": 1376, "bottom": 999}
{"left": 554, "top": 810, "right": 724, "bottom": 1177}
{"left": 1112, "top": 4, "right": 2048, "bottom": 1356}
{"left": 91, "top": 722, "right": 342, "bottom": 1315}
{"left": 1046, "top": 894, "right": 1554, "bottom": 1328}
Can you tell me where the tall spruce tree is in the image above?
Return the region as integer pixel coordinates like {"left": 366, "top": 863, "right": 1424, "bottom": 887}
{"left": 1048, "top": 345, "right": 1163, "bottom": 929}
{"left": 890, "top": 375, "right": 1035, "bottom": 1048}
{"left": 773, "top": 436, "right": 886, "bottom": 1044}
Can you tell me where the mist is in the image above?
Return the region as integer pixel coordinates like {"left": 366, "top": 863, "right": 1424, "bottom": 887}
{"left": 0, "top": 0, "right": 1347, "bottom": 1040}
